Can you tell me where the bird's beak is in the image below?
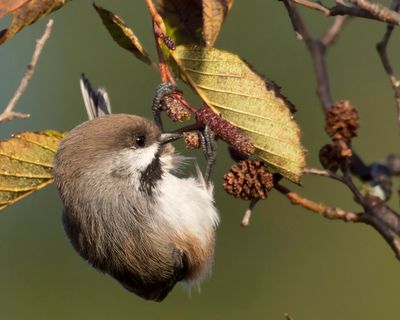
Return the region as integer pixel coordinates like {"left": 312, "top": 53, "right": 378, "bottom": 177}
{"left": 159, "top": 132, "right": 182, "bottom": 145}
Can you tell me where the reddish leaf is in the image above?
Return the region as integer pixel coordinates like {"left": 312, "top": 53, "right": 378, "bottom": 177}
{"left": 0, "top": 0, "right": 30, "bottom": 18}
{"left": 158, "top": 0, "right": 233, "bottom": 46}
{"left": 93, "top": 4, "right": 155, "bottom": 66}
{"left": 202, "top": 0, "right": 233, "bottom": 46}
{"left": 0, "top": 0, "right": 70, "bottom": 45}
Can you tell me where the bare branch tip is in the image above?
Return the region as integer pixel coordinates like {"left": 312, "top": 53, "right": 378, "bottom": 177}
{"left": 240, "top": 199, "right": 260, "bottom": 227}
{"left": 0, "top": 19, "right": 53, "bottom": 124}
{"left": 285, "top": 314, "right": 294, "bottom": 320}
{"left": 241, "top": 209, "right": 252, "bottom": 227}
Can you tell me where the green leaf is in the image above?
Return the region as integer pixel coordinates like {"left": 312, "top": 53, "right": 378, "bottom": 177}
{"left": 93, "top": 3, "right": 155, "bottom": 66}
{"left": 0, "top": 130, "right": 66, "bottom": 212}
{"left": 0, "top": 0, "right": 69, "bottom": 45}
{"left": 171, "top": 45, "right": 306, "bottom": 183}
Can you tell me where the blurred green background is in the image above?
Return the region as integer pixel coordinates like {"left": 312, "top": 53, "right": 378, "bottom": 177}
{"left": 1, "top": 1, "right": 400, "bottom": 319}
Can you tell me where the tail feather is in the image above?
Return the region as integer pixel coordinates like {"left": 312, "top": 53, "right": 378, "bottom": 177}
{"left": 80, "top": 73, "right": 112, "bottom": 120}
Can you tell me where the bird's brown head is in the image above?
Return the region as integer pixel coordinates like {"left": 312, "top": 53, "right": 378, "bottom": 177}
{"left": 54, "top": 114, "right": 181, "bottom": 190}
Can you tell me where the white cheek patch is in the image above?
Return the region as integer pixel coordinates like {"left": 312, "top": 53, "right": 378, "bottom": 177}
{"left": 117, "top": 143, "right": 160, "bottom": 174}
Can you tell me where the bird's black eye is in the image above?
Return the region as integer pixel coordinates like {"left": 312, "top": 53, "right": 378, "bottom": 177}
{"left": 135, "top": 135, "right": 146, "bottom": 147}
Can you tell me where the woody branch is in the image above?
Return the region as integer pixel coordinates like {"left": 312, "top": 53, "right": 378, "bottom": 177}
{"left": 280, "top": 0, "right": 400, "bottom": 260}
{"left": 288, "top": 0, "right": 400, "bottom": 24}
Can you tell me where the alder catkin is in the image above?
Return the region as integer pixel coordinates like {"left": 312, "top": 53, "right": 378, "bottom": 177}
{"left": 160, "top": 93, "right": 191, "bottom": 122}
{"left": 183, "top": 131, "right": 201, "bottom": 149}
{"left": 196, "top": 107, "right": 255, "bottom": 155}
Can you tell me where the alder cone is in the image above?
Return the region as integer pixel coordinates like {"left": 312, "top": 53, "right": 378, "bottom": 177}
{"left": 319, "top": 143, "right": 353, "bottom": 172}
{"left": 224, "top": 160, "right": 273, "bottom": 200}
{"left": 325, "top": 101, "right": 359, "bottom": 142}
{"left": 319, "top": 144, "right": 341, "bottom": 172}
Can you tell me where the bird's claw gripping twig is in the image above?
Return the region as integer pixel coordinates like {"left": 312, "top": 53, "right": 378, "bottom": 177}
{"left": 200, "top": 125, "right": 218, "bottom": 183}
{"left": 152, "top": 82, "right": 177, "bottom": 131}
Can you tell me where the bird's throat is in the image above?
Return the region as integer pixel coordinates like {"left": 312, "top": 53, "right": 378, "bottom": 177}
{"left": 139, "top": 153, "right": 163, "bottom": 195}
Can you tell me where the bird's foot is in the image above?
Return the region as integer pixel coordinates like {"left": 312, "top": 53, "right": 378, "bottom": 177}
{"left": 200, "top": 125, "right": 218, "bottom": 183}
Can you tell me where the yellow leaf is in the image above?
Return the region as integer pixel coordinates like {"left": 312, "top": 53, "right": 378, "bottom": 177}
{"left": 0, "top": 0, "right": 69, "bottom": 45}
{"left": 93, "top": 3, "right": 155, "bottom": 66}
{"left": 0, "top": 130, "right": 66, "bottom": 212}
{"left": 171, "top": 45, "right": 306, "bottom": 183}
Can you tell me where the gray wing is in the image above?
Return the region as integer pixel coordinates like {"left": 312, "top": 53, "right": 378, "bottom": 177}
{"left": 80, "top": 73, "right": 112, "bottom": 120}
{"left": 114, "top": 246, "right": 188, "bottom": 302}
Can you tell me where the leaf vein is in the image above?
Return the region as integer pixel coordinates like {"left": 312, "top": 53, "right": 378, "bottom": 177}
{"left": 185, "top": 68, "right": 242, "bottom": 78}
{"left": 210, "top": 102, "right": 291, "bottom": 127}
{"left": 255, "top": 147, "right": 302, "bottom": 166}
{"left": 197, "top": 83, "right": 270, "bottom": 101}
{"left": 0, "top": 153, "right": 53, "bottom": 168}
{"left": 15, "top": 135, "right": 58, "bottom": 152}
{"left": 177, "top": 56, "right": 240, "bottom": 63}
{"left": 0, "top": 172, "right": 52, "bottom": 179}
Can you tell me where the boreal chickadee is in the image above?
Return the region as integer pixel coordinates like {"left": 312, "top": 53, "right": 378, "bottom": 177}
{"left": 53, "top": 75, "right": 219, "bottom": 302}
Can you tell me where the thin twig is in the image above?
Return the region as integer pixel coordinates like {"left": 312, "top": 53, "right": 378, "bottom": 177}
{"left": 343, "top": 169, "right": 365, "bottom": 203}
{"left": 284, "top": 313, "right": 295, "bottom": 320}
{"left": 352, "top": 0, "right": 400, "bottom": 23}
{"left": 144, "top": 0, "right": 166, "bottom": 33}
{"left": 277, "top": 181, "right": 400, "bottom": 258}
{"left": 277, "top": 176, "right": 400, "bottom": 258}
{"left": 329, "top": 4, "right": 379, "bottom": 21}
{"left": 360, "top": 211, "right": 400, "bottom": 260}
{"left": 282, "top": 0, "right": 305, "bottom": 40}
{"left": 145, "top": 0, "right": 175, "bottom": 84}
{"left": 376, "top": 0, "right": 400, "bottom": 123}
{"left": 290, "top": 0, "right": 330, "bottom": 15}
{"left": 275, "top": 183, "right": 360, "bottom": 222}
{"left": 303, "top": 166, "right": 333, "bottom": 177}
{"left": 282, "top": 1, "right": 334, "bottom": 111}
{"left": 0, "top": 19, "right": 54, "bottom": 123}
{"left": 322, "top": 16, "right": 349, "bottom": 47}
{"left": 304, "top": 167, "right": 365, "bottom": 205}
{"left": 282, "top": 0, "right": 312, "bottom": 43}
{"left": 303, "top": 166, "right": 345, "bottom": 184}
{"left": 309, "top": 157, "right": 400, "bottom": 257}
{"left": 153, "top": 22, "right": 175, "bottom": 84}
{"left": 288, "top": 0, "right": 400, "bottom": 24}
